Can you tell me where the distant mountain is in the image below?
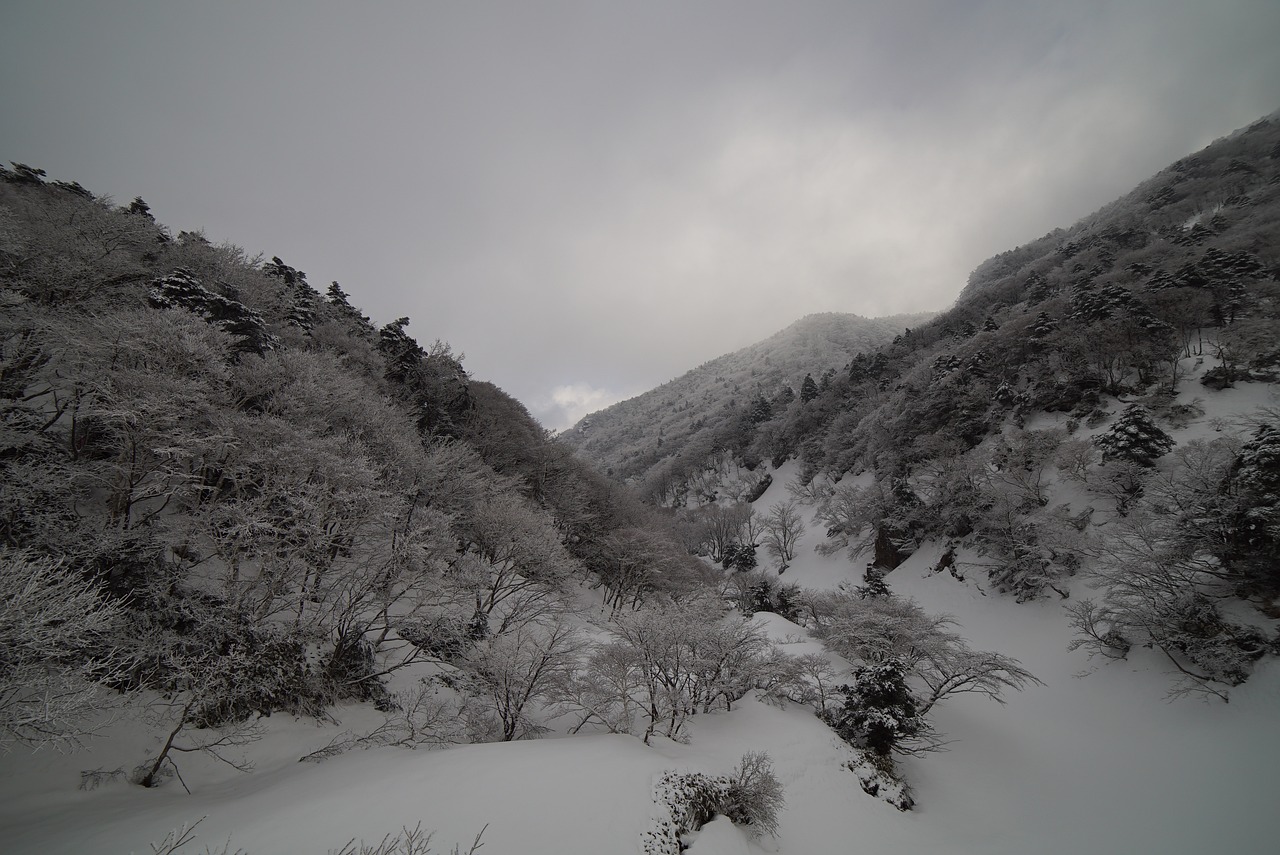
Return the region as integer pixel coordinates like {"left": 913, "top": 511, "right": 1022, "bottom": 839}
{"left": 559, "top": 311, "right": 929, "bottom": 489}
{"left": 567, "top": 111, "right": 1280, "bottom": 504}
{"left": 587, "top": 110, "right": 1280, "bottom": 606}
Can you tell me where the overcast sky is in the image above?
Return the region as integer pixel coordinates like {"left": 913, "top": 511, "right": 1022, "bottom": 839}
{"left": 3, "top": 1, "right": 1278, "bottom": 429}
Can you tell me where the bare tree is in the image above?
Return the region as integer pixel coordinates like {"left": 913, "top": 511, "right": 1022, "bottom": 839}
{"left": 916, "top": 646, "right": 1041, "bottom": 715}
{"left": 1071, "top": 497, "right": 1264, "bottom": 701}
{"left": 761, "top": 500, "right": 806, "bottom": 568}
{"left": 607, "top": 596, "right": 782, "bottom": 743}
{"left": 697, "top": 503, "right": 753, "bottom": 564}
{"left": 0, "top": 550, "right": 127, "bottom": 752}
{"left": 810, "top": 591, "right": 1040, "bottom": 720}
{"left": 462, "top": 617, "right": 584, "bottom": 741}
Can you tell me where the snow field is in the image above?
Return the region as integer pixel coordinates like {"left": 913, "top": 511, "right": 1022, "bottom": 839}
{"left": 2, "top": 369, "right": 1277, "bottom": 853}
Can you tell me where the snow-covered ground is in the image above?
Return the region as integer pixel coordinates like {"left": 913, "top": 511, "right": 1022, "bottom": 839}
{"left": 2, "top": 372, "right": 1277, "bottom": 854}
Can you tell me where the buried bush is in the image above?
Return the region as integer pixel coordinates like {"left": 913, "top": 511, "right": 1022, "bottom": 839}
{"left": 645, "top": 751, "right": 785, "bottom": 851}
{"left": 721, "top": 751, "right": 785, "bottom": 838}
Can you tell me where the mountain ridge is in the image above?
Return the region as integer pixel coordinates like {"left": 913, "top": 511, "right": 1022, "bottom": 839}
{"left": 560, "top": 310, "right": 930, "bottom": 485}
{"left": 565, "top": 111, "right": 1280, "bottom": 506}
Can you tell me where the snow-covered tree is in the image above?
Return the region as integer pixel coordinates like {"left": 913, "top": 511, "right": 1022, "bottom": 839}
{"left": 695, "top": 503, "right": 753, "bottom": 564}
{"left": 1094, "top": 404, "right": 1175, "bottom": 466}
{"left": 0, "top": 550, "right": 126, "bottom": 752}
{"left": 454, "top": 493, "right": 576, "bottom": 636}
{"left": 606, "top": 597, "right": 779, "bottom": 743}
{"left": 760, "top": 500, "right": 806, "bottom": 568}
{"left": 1073, "top": 505, "right": 1268, "bottom": 701}
{"left": 462, "top": 617, "right": 583, "bottom": 741}
{"left": 800, "top": 373, "right": 819, "bottom": 403}
{"left": 810, "top": 592, "right": 1040, "bottom": 721}
{"left": 1226, "top": 423, "right": 1280, "bottom": 584}
{"left": 821, "top": 658, "right": 930, "bottom": 757}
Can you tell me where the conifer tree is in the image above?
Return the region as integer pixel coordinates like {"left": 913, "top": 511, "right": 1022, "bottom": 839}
{"left": 821, "top": 658, "right": 927, "bottom": 757}
{"left": 800, "top": 373, "right": 819, "bottom": 403}
{"left": 128, "top": 196, "right": 154, "bottom": 220}
{"left": 326, "top": 281, "right": 376, "bottom": 337}
{"left": 1094, "top": 405, "right": 1175, "bottom": 466}
{"left": 262, "top": 256, "right": 320, "bottom": 331}
{"left": 748, "top": 394, "right": 773, "bottom": 424}
{"left": 1227, "top": 423, "right": 1280, "bottom": 580}
{"left": 148, "top": 268, "right": 274, "bottom": 354}
{"left": 1029, "top": 311, "right": 1056, "bottom": 338}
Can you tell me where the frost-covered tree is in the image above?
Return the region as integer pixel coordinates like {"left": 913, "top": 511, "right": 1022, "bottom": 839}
{"left": 1225, "top": 423, "right": 1280, "bottom": 585}
{"left": 721, "top": 751, "right": 786, "bottom": 839}
{"left": 461, "top": 616, "right": 583, "bottom": 741}
{"left": 809, "top": 592, "right": 1039, "bottom": 717}
{"left": 695, "top": 503, "right": 753, "bottom": 564}
{"left": 589, "top": 527, "right": 685, "bottom": 615}
{"left": 821, "top": 658, "right": 929, "bottom": 757}
{"left": 800, "top": 373, "right": 819, "bottom": 403}
{"left": 453, "top": 493, "right": 576, "bottom": 636}
{"left": 814, "top": 479, "right": 895, "bottom": 560}
{"left": 0, "top": 550, "right": 126, "bottom": 752}
{"left": 606, "top": 597, "right": 779, "bottom": 743}
{"left": 972, "top": 479, "right": 1081, "bottom": 601}
{"left": 760, "top": 500, "right": 805, "bottom": 568}
{"left": 1072, "top": 503, "right": 1269, "bottom": 701}
{"left": 1094, "top": 404, "right": 1174, "bottom": 467}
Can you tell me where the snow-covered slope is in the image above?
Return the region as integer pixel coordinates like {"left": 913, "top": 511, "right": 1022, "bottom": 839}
{"left": 2, "top": 383, "right": 1276, "bottom": 855}
{"left": 5, "top": 480, "right": 1276, "bottom": 854}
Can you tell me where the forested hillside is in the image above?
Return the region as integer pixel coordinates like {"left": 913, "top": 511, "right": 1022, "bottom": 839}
{"left": 577, "top": 115, "right": 1279, "bottom": 513}
{"left": 0, "top": 164, "right": 722, "bottom": 760}
{"left": 564, "top": 113, "right": 1280, "bottom": 702}
{"left": 561, "top": 311, "right": 927, "bottom": 498}
{"left": 786, "top": 114, "right": 1280, "bottom": 485}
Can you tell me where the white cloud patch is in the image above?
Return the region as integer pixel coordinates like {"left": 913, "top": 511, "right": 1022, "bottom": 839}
{"left": 535, "top": 383, "right": 634, "bottom": 433}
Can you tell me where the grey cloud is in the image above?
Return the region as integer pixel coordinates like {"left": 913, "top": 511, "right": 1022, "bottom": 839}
{"left": 3, "top": 1, "right": 1278, "bottom": 428}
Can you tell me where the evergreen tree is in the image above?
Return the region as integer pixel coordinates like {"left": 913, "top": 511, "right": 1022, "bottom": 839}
{"left": 262, "top": 256, "right": 320, "bottom": 331}
{"left": 379, "top": 317, "right": 427, "bottom": 385}
{"left": 748, "top": 394, "right": 773, "bottom": 424}
{"left": 148, "top": 268, "right": 274, "bottom": 354}
{"left": 722, "top": 542, "right": 758, "bottom": 572}
{"left": 848, "top": 353, "right": 869, "bottom": 384}
{"left": 1094, "top": 405, "right": 1175, "bottom": 466}
{"left": 53, "top": 180, "right": 94, "bottom": 200}
{"left": 966, "top": 350, "right": 990, "bottom": 379}
{"left": 1226, "top": 423, "right": 1280, "bottom": 583}
{"left": 800, "top": 374, "right": 819, "bottom": 403}
{"left": 128, "top": 196, "right": 154, "bottom": 220}
{"left": 1029, "top": 311, "right": 1056, "bottom": 339}
{"left": 326, "top": 281, "right": 376, "bottom": 337}
{"left": 1, "top": 162, "right": 47, "bottom": 184}
{"left": 821, "top": 658, "right": 927, "bottom": 757}
{"left": 855, "top": 568, "right": 891, "bottom": 599}
{"left": 1025, "top": 271, "right": 1052, "bottom": 302}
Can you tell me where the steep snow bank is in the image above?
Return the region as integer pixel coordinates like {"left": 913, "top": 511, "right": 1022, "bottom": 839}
{"left": 1, "top": 734, "right": 670, "bottom": 854}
